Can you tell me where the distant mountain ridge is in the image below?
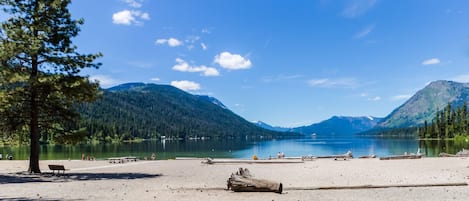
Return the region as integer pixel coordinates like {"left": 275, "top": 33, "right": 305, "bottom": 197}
{"left": 77, "top": 83, "right": 293, "bottom": 141}
{"left": 290, "top": 116, "right": 383, "bottom": 135}
{"left": 255, "top": 116, "right": 383, "bottom": 135}
{"left": 378, "top": 80, "right": 469, "bottom": 128}
{"left": 253, "top": 121, "right": 291, "bottom": 132}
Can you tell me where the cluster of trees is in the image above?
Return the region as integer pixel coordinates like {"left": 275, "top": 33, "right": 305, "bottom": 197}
{"left": 418, "top": 102, "right": 469, "bottom": 139}
{"left": 0, "top": 0, "right": 101, "bottom": 173}
{"left": 73, "top": 86, "right": 288, "bottom": 142}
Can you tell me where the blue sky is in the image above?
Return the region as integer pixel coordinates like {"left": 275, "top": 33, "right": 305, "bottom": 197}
{"left": 66, "top": 0, "right": 469, "bottom": 127}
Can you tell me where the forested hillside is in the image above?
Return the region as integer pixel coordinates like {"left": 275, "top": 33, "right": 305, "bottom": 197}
{"left": 418, "top": 102, "right": 469, "bottom": 139}
{"left": 75, "top": 83, "right": 290, "bottom": 142}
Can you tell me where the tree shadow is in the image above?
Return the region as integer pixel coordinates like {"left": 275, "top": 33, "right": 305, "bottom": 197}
{"left": 0, "top": 197, "right": 84, "bottom": 201}
{"left": 0, "top": 174, "right": 51, "bottom": 184}
{"left": 0, "top": 172, "right": 162, "bottom": 184}
{"left": 65, "top": 172, "right": 162, "bottom": 181}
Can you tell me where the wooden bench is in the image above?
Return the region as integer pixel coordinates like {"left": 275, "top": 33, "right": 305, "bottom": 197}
{"left": 48, "top": 164, "right": 67, "bottom": 175}
{"left": 108, "top": 156, "right": 138, "bottom": 163}
{"left": 123, "top": 156, "right": 137, "bottom": 162}
{"left": 108, "top": 157, "right": 125, "bottom": 163}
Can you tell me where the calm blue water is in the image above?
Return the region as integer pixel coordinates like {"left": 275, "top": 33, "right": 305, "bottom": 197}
{"left": 1, "top": 136, "right": 468, "bottom": 160}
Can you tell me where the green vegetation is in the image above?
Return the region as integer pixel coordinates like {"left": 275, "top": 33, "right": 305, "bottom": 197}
{"left": 0, "top": 0, "right": 101, "bottom": 173}
{"left": 418, "top": 102, "right": 469, "bottom": 139}
{"left": 379, "top": 80, "right": 469, "bottom": 128}
{"left": 73, "top": 83, "right": 293, "bottom": 142}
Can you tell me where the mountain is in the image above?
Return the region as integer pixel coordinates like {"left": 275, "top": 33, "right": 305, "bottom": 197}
{"left": 253, "top": 121, "right": 290, "bottom": 132}
{"left": 77, "top": 83, "right": 293, "bottom": 141}
{"left": 195, "top": 95, "right": 228, "bottom": 110}
{"left": 290, "top": 116, "right": 383, "bottom": 135}
{"left": 378, "top": 80, "right": 469, "bottom": 128}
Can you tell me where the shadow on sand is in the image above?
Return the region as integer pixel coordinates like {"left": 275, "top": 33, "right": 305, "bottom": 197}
{"left": 0, "top": 197, "right": 84, "bottom": 201}
{"left": 0, "top": 172, "right": 161, "bottom": 184}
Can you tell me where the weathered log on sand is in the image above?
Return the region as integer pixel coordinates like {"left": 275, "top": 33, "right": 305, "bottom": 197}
{"left": 203, "top": 158, "right": 303, "bottom": 164}
{"left": 439, "top": 149, "right": 469, "bottom": 157}
{"left": 316, "top": 151, "right": 353, "bottom": 159}
{"left": 358, "top": 154, "right": 377, "bottom": 159}
{"left": 439, "top": 153, "right": 457, "bottom": 157}
{"left": 227, "top": 168, "right": 282, "bottom": 194}
{"left": 285, "top": 182, "right": 468, "bottom": 190}
{"left": 380, "top": 155, "right": 422, "bottom": 160}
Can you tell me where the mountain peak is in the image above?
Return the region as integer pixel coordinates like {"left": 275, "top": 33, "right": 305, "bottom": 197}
{"left": 378, "top": 80, "right": 469, "bottom": 128}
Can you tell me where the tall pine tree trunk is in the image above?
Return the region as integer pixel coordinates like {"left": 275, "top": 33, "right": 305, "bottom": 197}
{"left": 28, "top": 54, "right": 41, "bottom": 173}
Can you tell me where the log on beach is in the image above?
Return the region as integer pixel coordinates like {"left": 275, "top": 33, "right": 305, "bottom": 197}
{"left": 439, "top": 153, "right": 457, "bottom": 157}
{"left": 316, "top": 151, "right": 353, "bottom": 159}
{"left": 202, "top": 158, "right": 303, "bottom": 164}
{"left": 358, "top": 154, "right": 377, "bottom": 159}
{"left": 227, "top": 168, "right": 282, "bottom": 194}
{"left": 379, "top": 155, "right": 422, "bottom": 160}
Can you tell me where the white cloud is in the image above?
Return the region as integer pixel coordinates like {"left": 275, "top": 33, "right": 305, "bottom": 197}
{"left": 155, "top": 37, "right": 183, "bottom": 47}
{"left": 308, "top": 78, "right": 358, "bottom": 88}
{"left": 140, "top": 12, "right": 150, "bottom": 20}
{"left": 354, "top": 25, "right": 374, "bottom": 39}
{"left": 150, "top": 77, "right": 160, "bottom": 82}
{"left": 422, "top": 58, "right": 440, "bottom": 65}
{"left": 201, "top": 28, "right": 211, "bottom": 34}
{"left": 370, "top": 96, "right": 381, "bottom": 101}
{"left": 89, "top": 75, "right": 120, "bottom": 88}
{"left": 171, "top": 80, "right": 201, "bottom": 91}
{"left": 172, "top": 58, "right": 220, "bottom": 77}
{"left": 168, "top": 38, "right": 182, "bottom": 47}
{"left": 392, "top": 94, "right": 412, "bottom": 101}
{"left": 123, "top": 0, "right": 143, "bottom": 8}
{"left": 452, "top": 74, "right": 469, "bottom": 83}
{"left": 112, "top": 10, "right": 150, "bottom": 25}
{"left": 201, "top": 43, "right": 208, "bottom": 50}
{"left": 342, "top": 0, "right": 378, "bottom": 18}
{"left": 214, "top": 52, "right": 252, "bottom": 70}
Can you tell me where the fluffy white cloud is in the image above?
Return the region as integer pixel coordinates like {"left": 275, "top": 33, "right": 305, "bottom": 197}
{"left": 370, "top": 96, "right": 381, "bottom": 101}
{"left": 171, "top": 80, "right": 201, "bottom": 91}
{"left": 150, "top": 77, "right": 160, "bottom": 82}
{"left": 89, "top": 75, "right": 120, "bottom": 88}
{"left": 392, "top": 94, "right": 412, "bottom": 101}
{"left": 422, "top": 58, "right": 440, "bottom": 65}
{"left": 112, "top": 10, "right": 150, "bottom": 25}
{"left": 123, "top": 0, "right": 143, "bottom": 8}
{"left": 172, "top": 58, "right": 219, "bottom": 77}
{"left": 155, "top": 38, "right": 183, "bottom": 47}
{"left": 214, "top": 52, "right": 252, "bottom": 70}
{"left": 308, "top": 78, "right": 358, "bottom": 88}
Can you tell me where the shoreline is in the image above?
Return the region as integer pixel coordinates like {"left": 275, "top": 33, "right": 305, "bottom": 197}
{"left": 1, "top": 157, "right": 469, "bottom": 200}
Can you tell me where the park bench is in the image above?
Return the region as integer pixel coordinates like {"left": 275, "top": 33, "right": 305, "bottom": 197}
{"left": 48, "top": 164, "right": 67, "bottom": 175}
{"left": 108, "top": 156, "right": 138, "bottom": 163}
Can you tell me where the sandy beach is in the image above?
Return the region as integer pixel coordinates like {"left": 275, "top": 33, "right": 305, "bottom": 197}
{"left": 1, "top": 157, "right": 469, "bottom": 200}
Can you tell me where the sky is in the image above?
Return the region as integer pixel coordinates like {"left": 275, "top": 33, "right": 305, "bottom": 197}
{"left": 61, "top": 0, "right": 469, "bottom": 127}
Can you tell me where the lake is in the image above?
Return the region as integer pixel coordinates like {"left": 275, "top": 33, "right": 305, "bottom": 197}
{"left": 1, "top": 136, "right": 469, "bottom": 160}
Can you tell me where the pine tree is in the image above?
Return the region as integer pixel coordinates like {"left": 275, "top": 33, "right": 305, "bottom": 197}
{"left": 0, "top": 0, "right": 101, "bottom": 173}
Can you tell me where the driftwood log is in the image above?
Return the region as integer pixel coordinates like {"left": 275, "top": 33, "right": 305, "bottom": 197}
{"left": 316, "top": 151, "right": 353, "bottom": 159}
{"left": 227, "top": 168, "right": 282, "bottom": 193}
{"left": 439, "top": 149, "right": 469, "bottom": 157}
{"left": 358, "top": 154, "right": 377, "bottom": 159}
{"left": 380, "top": 154, "right": 422, "bottom": 160}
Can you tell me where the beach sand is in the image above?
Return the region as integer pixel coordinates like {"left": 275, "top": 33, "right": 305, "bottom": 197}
{"left": 1, "top": 157, "right": 469, "bottom": 200}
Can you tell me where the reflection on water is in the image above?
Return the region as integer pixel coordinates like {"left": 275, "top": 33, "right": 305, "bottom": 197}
{"left": 1, "top": 136, "right": 469, "bottom": 160}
